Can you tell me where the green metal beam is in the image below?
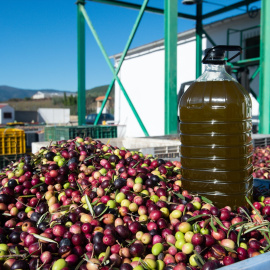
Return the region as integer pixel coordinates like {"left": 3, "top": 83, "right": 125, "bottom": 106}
{"left": 88, "top": 0, "right": 196, "bottom": 20}
{"left": 77, "top": 0, "right": 86, "bottom": 126}
{"left": 94, "top": 0, "right": 149, "bottom": 126}
{"left": 196, "top": 2, "right": 203, "bottom": 78}
{"left": 259, "top": 0, "right": 270, "bottom": 134}
{"left": 80, "top": 5, "right": 149, "bottom": 136}
{"left": 249, "top": 65, "right": 260, "bottom": 84}
{"left": 164, "top": 0, "right": 178, "bottom": 135}
{"left": 202, "top": 29, "right": 216, "bottom": 47}
{"left": 203, "top": 0, "right": 259, "bottom": 19}
{"left": 232, "top": 57, "right": 260, "bottom": 67}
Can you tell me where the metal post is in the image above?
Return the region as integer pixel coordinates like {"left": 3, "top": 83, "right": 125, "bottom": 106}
{"left": 77, "top": 0, "right": 86, "bottom": 126}
{"left": 259, "top": 0, "right": 270, "bottom": 133}
{"left": 203, "top": 0, "right": 258, "bottom": 19}
{"left": 196, "top": 2, "right": 203, "bottom": 78}
{"left": 164, "top": 0, "right": 178, "bottom": 135}
{"left": 89, "top": 0, "right": 196, "bottom": 20}
{"left": 94, "top": 0, "right": 149, "bottom": 126}
{"left": 80, "top": 5, "right": 149, "bottom": 136}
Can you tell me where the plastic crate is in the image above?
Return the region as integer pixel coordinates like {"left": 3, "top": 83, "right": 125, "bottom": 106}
{"left": 91, "top": 126, "right": 117, "bottom": 139}
{"left": 44, "top": 126, "right": 55, "bottom": 141}
{"left": 252, "top": 134, "right": 270, "bottom": 148}
{"left": 0, "top": 128, "right": 26, "bottom": 155}
{"left": 57, "top": 126, "right": 92, "bottom": 140}
{"left": 0, "top": 154, "right": 24, "bottom": 169}
{"left": 253, "top": 178, "right": 270, "bottom": 198}
{"left": 44, "top": 126, "right": 117, "bottom": 141}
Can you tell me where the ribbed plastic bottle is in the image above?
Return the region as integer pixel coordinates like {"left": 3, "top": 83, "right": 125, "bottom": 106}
{"left": 179, "top": 45, "right": 253, "bottom": 210}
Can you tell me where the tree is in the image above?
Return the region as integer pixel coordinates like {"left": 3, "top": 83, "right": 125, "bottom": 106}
{"left": 64, "top": 92, "right": 68, "bottom": 106}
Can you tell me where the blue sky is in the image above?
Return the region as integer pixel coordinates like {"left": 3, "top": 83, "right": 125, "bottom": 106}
{"left": 0, "top": 0, "right": 261, "bottom": 92}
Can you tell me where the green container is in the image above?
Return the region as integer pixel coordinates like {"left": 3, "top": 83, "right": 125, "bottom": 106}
{"left": 0, "top": 154, "right": 24, "bottom": 169}
{"left": 44, "top": 126, "right": 56, "bottom": 141}
{"left": 91, "top": 126, "right": 117, "bottom": 139}
{"left": 56, "top": 126, "right": 93, "bottom": 141}
{"left": 44, "top": 126, "right": 117, "bottom": 141}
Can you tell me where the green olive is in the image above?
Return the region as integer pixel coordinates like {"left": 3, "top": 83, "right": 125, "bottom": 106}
{"left": 52, "top": 259, "right": 68, "bottom": 270}
{"left": 152, "top": 243, "right": 164, "bottom": 256}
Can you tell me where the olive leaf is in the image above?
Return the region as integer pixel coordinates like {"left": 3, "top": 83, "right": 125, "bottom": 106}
{"left": 214, "top": 217, "right": 228, "bottom": 231}
{"left": 194, "top": 249, "right": 205, "bottom": 265}
{"left": 50, "top": 221, "right": 61, "bottom": 228}
{"left": 238, "top": 207, "right": 252, "bottom": 222}
{"left": 14, "top": 246, "right": 20, "bottom": 255}
{"left": 263, "top": 243, "right": 270, "bottom": 252}
{"left": 167, "top": 242, "right": 176, "bottom": 248}
{"left": 126, "top": 239, "right": 136, "bottom": 247}
{"left": 91, "top": 199, "right": 100, "bottom": 206}
{"left": 174, "top": 193, "right": 186, "bottom": 200}
{"left": 37, "top": 261, "right": 46, "bottom": 270}
{"left": 243, "top": 223, "right": 268, "bottom": 234}
{"left": 245, "top": 196, "right": 263, "bottom": 220}
{"left": 36, "top": 211, "right": 49, "bottom": 226}
{"left": 210, "top": 216, "right": 217, "bottom": 232}
{"left": 84, "top": 155, "right": 97, "bottom": 162}
{"left": 203, "top": 218, "right": 211, "bottom": 229}
{"left": 76, "top": 180, "right": 83, "bottom": 195}
{"left": 75, "top": 259, "right": 85, "bottom": 270}
{"left": 140, "top": 259, "right": 152, "bottom": 270}
{"left": 32, "top": 233, "right": 59, "bottom": 246}
{"left": 237, "top": 225, "right": 244, "bottom": 247}
{"left": 132, "top": 160, "right": 141, "bottom": 168}
{"left": 194, "top": 256, "right": 203, "bottom": 269}
{"left": 201, "top": 196, "right": 213, "bottom": 204}
{"left": 183, "top": 205, "right": 187, "bottom": 216}
{"left": 2, "top": 213, "right": 11, "bottom": 216}
{"left": 101, "top": 246, "right": 111, "bottom": 265}
{"left": 84, "top": 253, "right": 90, "bottom": 262}
{"left": 261, "top": 231, "right": 270, "bottom": 248}
{"left": 221, "top": 245, "right": 236, "bottom": 253}
{"left": 30, "top": 182, "right": 46, "bottom": 190}
{"left": 187, "top": 214, "right": 210, "bottom": 223}
{"left": 97, "top": 206, "right": 109, "bottom": 218}
{"left": 85, "top": 194, "right": 95, "bottom": 217}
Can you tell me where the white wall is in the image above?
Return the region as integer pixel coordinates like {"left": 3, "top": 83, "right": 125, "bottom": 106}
{"left": 114, "top": 12, "right": 260, "bottom": 138}
{"left": 0, "top": 105, "right": 15, "bottom": 125}
{"left": 38, "top": 108, "right": 70, "bottom": 124}
{"left": 115, "top": 49, "right": 165, "bottom": 137}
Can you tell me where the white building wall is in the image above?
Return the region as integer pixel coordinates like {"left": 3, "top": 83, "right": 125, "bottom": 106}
{"left": 32, "top": 92, "right": 45, "bottom": 99}
{"left": 116, "top": 49, "right": 165, "bottom": 137}
{"left": 114, "top": 13, "right": 260, "bottom": 138}
{"left": 0, "top": 105, "right": 15, "bottom": 124}
{"left": 37, "top": 108, "right": 70, "bottom": 124}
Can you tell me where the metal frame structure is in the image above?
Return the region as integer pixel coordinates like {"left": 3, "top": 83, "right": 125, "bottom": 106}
{"left": 77, "top": 0, "right": 269, "bottom": 135}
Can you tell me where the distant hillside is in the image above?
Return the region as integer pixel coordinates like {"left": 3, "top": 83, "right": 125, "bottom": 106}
{"left": 1, "top": 84, "right": 114, "bottom": 114}
{"left": 86, "top": 85, "right": 114, "bottom": 98}
{"left": 0, "top": 85, "right": 114, "bottom": 102}
{"left": 0, "top": 85, "right": 75, "bottom": 102}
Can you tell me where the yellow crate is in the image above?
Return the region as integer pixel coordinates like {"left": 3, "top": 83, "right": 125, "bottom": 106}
{"left": 0, "top": 128, "right": 26, "bottom": 155}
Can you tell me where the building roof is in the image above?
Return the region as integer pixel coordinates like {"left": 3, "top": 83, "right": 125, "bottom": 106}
{"left": 95, "top": 96, "right": 112, "bottom": 101}
{"left": 111, "top": 11, "right": 259, "bottom": 60}
{"left": 0, "top": 104, "right": 9, "bottom": 109}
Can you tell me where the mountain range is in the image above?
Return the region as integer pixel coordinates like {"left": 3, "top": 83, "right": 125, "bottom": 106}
{"left": 0, "top": 85, "right": 75, "bottom": 102}
{"left": 0, "top": 85, "right": 114, "bottom": 102}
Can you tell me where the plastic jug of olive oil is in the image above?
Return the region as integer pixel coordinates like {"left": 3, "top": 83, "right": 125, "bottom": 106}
{"left": 179, "top": 45, "right": 253, "bottom": 210}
